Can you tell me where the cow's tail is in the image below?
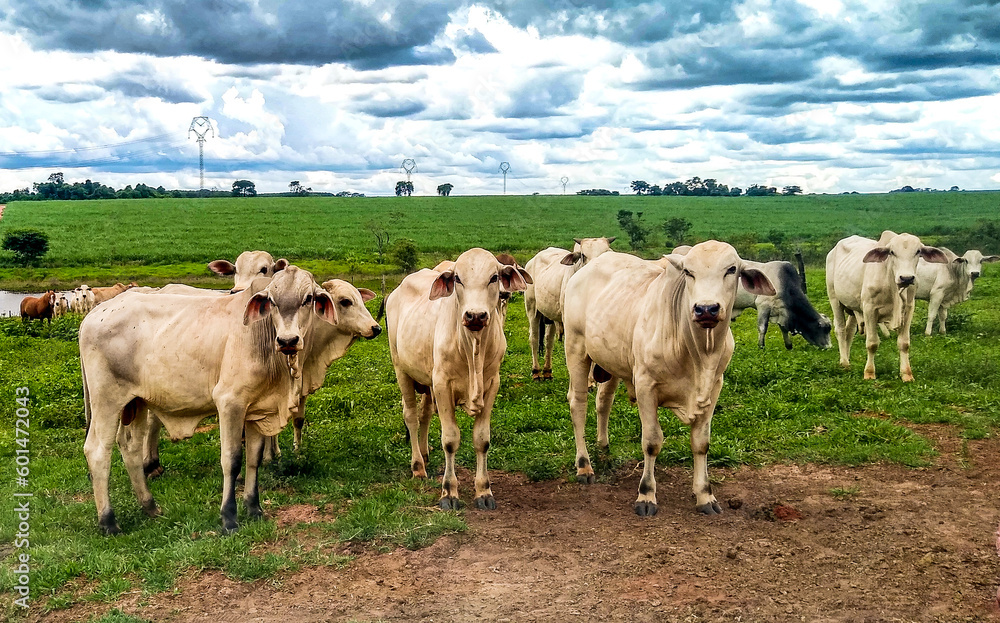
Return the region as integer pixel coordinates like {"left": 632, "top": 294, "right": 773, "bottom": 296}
{"left": 536, "top": 312, "right": 547, "bottom": 357}
{"left": 81, "top": 357, "right": 92, "bottom": 436}
{"left": 376, "top": 296, "right": 387, "bottom": 322}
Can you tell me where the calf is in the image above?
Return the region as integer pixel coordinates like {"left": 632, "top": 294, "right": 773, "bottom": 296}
{"left": 916, "top": 248, "right": 998, "bottom": 335}
{"left": 386, "top": 248, "right": 530, "bottom": 510}
{"left": 524, "top": 237, "right": 614, "bottom": 380}
{"left": 563, "top": 243, "right": 773, "bottom": 515}
{"left": 80, "top": 266, "right": 340, "bottom": 534}
{"left": 826, "top": 231, "right": 947, "bottom": 381}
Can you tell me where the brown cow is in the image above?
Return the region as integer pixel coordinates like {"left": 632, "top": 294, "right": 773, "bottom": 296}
{"left": 20, "top": 291, "right": 56, "bottom": 323}
{"left": 90, "top": 283, "right": 138, "bottom": 307}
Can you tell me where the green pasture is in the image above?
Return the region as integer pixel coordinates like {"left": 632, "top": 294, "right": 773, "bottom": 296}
{"left": 1, "top": 266, "right": 999, "bottom": 618}
{"left": 1, "top": 192, "right": 998, "bottom": 272}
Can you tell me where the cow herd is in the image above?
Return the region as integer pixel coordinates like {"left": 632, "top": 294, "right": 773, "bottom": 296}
{"left": 15, "top": 233, "right": 996, "bottom": 535}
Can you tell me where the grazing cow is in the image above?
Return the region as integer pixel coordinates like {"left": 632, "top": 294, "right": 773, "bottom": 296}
{"left": 916, "top": 248, "right": 999, "bottom": 335}
{"left": 563, "top": 243, "right": 774, "bottom": 516}
{"left": 386, "top": 248, "right": 530, "bottom": 510}
{"left": 208, "top": 250, "right": 289, "bottom": 293}
{"left": 826, "top": 231, "right": 947, "bottom": 381}
{"left": 80, "top": 266, "right": 352, "bottom": 534}
{"left": 734, "top": 261, "right": 832, "bottom": 349}
{"left": 524, "top": 237, "right": 615, "bottom": 380}
{"left": 20, "top": 291, "right": 56, "bottom": 323}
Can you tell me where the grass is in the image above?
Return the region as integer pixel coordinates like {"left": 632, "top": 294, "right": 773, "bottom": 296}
{"left": 0, "top": 195, "right": 999, "bottom": 617}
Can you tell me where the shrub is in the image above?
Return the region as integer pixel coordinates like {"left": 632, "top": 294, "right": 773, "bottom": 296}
{"left": 2, "top": 228, "right": 49, "bottom": 266}
{"left": 391, "top": 238, "right": 420, "bottom": 273}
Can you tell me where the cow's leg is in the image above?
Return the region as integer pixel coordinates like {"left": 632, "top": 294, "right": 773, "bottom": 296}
{"left": 633, "top": 388, "right": 663, "bottom": 517}
{"left": 83, "top": 394, "right": 127, "bottom": 535}
{"left": 780, "top": 327, "right": 793, "bottom": 350}
{"left": 862, "top": 305, "right": 880, "bottom": 380}
{"left": 418, "top": 392, "right": 433, "bottom": 470}
{"left": 566, "top": 346, "right": 595, "bottom": 484}
{"left": 435, "top": 391, "right": 462, "bottom": 510}
{"left": 939, "top": 307, "right": 948, "bottom": 334}
{"left": 243, "top": 424, "right": 266, "bottom": 520}
{"left": 473, "top": 377, "right": 498, "bottom": 510}
{"left": 830, "top": 299, "right": 853, "bottom": 368}
{"left": 757, "top": 306, "right": 771, "bottom": 349}
{"left": 398, "top": 374, "right": 428, "bottom": 479}
{"left": 143, "top": 414, "right": 164, "bottom": 479}
{"left": 543, "top": 321, "right": 557, "bottom": 380}
{"left": 215, "top": 399, "right": 246, "bottom": 533}
{"left": 117, "top": 403, "right": 161, "bottom": 519}
{"left": 925, "top": 292, "right": 943, "bottom": 336}
{"left": 898, "top": 291, "right": 916, "bottom": 382}
{"left": 691, "top": 407, "right": 721, "bottom": 515}
{"left": 595, "top": 376, "right": 620, "bottom": 453}
{"left": 527, "top": 308, "right": 542, "bottom": 380}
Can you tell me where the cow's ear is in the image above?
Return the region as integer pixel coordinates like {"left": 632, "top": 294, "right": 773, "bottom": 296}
{"left": 313, "top": 291, "right": 338, "bottom": 325}
{"left": 573, "top": 238, "right": 583, "bottom": 245}
{"left": 357, "top": 288, "right": 377, "bottom": 302}
{"left": 664, "top": 254, "right": 685, "bottom": 272}
{"left": 500, "top": 265, "right": 530, "bottom": 292}
{"left": 429, "top": 271, "right": 455, "bottom": 300}
{"left": 983, "top": 255, "right": 1000, "bottom": 263}
{"left": 953, "top": 257, "right": 967, "bottom": 264}
{"left": 863, "top": 247, "right": 890, "bottom": 263}
{"left": 560, "top": 252, "right": 581, "bottom": 266}
{"left": 243, "top": 292, "right": 272, "bottom": 325}
{"left": 918, "top": 246, "right": 948, "bottom": 264}
{"left": 208, "top": 260, "right": 236, "bottom": 276}
{"left": 741, "top": 268, "right": 776, "bottom": 296}
{"left": 606, "top": 236, "right": 616, "bottom": 244}
{"left": 273, "top": 259, "right": 289, "bottom": 272}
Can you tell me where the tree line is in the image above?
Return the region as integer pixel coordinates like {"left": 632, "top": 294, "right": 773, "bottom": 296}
{"left": 629, "top": 177, "right": 801, "bottom": 197}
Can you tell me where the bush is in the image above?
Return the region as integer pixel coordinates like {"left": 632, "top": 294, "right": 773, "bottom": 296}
{"left": 616, "top": 210, "right": 651, "bottom": 251}
{"left": 391, "top": 238, "right": 420, "bottom": 273}
{"left": 2, "top": 228, "right": 49, "bottom": 266}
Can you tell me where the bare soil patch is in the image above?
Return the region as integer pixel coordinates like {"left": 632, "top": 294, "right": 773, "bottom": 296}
{"left": 39, "top": 424, "right": 1000, "bottom": 623}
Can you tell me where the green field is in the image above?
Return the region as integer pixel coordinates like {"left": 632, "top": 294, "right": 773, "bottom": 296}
{"left": 1, "top": 192, "right": 998, "bottom": 270}
{"left": 1, "top": 195, "right": 999, "bottom": 618}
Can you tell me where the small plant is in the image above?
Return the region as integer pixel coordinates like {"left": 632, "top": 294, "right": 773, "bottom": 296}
{"left": 2, "top": 228, "right": 50, "bottom": 266}
{"left": 663, "top": 216, "right": 692, "bottom": 248}
{"left": 616, "top": 210, "right": 650, "bottom": 251}
{"left": 829, "top": 485, "right": 861, "bottom": 500}
{"left": 391, "top": 238, "right": 419, "bottom": 273}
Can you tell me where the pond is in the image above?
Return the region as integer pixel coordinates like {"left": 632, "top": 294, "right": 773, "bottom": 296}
{"left": 0, "top": 290, "right": 45, "bottom": 317}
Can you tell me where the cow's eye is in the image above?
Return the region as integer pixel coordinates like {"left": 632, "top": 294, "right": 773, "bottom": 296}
{"left": 340, "top": 298, "right": 353, "bottom": 307}
{"left": 489, "top": 274, "right": 498, "bottom": 284}
{"left": 259, "top": 267, "right": 268, "bottom": 274}
{"left": 726, "top": 266, "right": 737, "bottom": 276}
{"left": 683, "top": 269, "right": 694, "bottom": 278}
{"left": 302, "top": 294, "right": 313, "bottom": 306}
{"left": 454, "top": 275, "right": 463, "bottom": 286}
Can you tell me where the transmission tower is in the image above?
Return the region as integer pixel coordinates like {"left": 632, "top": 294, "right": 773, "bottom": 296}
{"left": 560, "top": 176, "right": 569, "bottom": 194}
{"left": 188, "top": 116, "right": 214, "bottom": 196}
{"left": 499, "top": 162, "right": 510, "bottom": 194}
{"left": 400, "top": 158, "right": 417, "bottom": 182}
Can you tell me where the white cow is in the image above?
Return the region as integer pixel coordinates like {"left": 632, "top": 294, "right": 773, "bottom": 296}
{"left": 209, "top": 250, "right": 289, "bottom": 293}
{"left": 826, "top": 231, "right": 947, "bottom": 381}
{"left": 563, "top": 242, "right": 774, "bottom": 516}
{"left": 523, "top": 237, "right": 615, "bottom": 380}
{"left": 386, "top": 248, "right": 530, "bottom": 510}
{"left": 916, "top": 248, "right": 998, "bottom": 335}
{"left": 80, "top": 266, "right": 364, "bottom": 534}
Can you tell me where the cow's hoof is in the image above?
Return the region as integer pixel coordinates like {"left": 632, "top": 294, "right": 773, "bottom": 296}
{"left": 474, "top": 495, "right": 496, "bottom": 510}
{"left": 634, "top": 501, "right": 658, "bottom": 517}
{"left": 542, "top": 369, "right": 553, "bottom": 380}
{"left": 576, "top": 473, "right": 596, "bottom": 485}
{"left": 531, "top": 369, "right": 542, "bottom": 381}
{"left": 438, "top": 497, "right": 463, "bottom": 511}
{"left": 142, "top": 500, "right": 162, "bottom": 518}
{"left": 100, "top": 522, "right": 122, "bottom": 536}
{"left": 144, "top": 463, "right": 164, "bottom": 480}
{"left": 221, "top": 517, "right": 240, "bottom": 534}
{"left": 696, "top": 501, "right": 723, "bottom": 515}
{"left": 247, "top": 508, "right": 264, "bottom": 520}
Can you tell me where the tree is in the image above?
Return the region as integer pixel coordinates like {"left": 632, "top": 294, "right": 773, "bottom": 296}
{"left": 232, "top": 180, "right": 257, "bottom": 197}
{"left": 2, "top": 229, "right": 49, "bottom": 266}
{"left": 391, "top": 238, "right": 420, "bottom": 272}
{"left": 395, "top": 181, "right": 414, "bottom": 197}
{"left": 745, "top": 184, "right": 777, "bottom": 196}
{"left": 47, "top": 172, "right": 64, "bottom": 185}
{"left": 289, "top": 181, "right": 310, "bottom": 195}
{"left": 616, "top": 210, "right": 651, "bottom": 251}
{"left": 782, "top": 185, "right": 803, "bottom": 196}
{"left": 630, "top": 180, "right": 650, "bottom": 195}
{"left": 365, "top": 212, "right": 404, "bottom": 263}
{"left": 663, "top": 217, "right": 692, "bottom": 248}
{"left": 437, "top": 183, "right": 453, "bottom": 197}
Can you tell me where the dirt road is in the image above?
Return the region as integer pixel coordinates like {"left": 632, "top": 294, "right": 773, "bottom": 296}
{"left": 40, "top": 423, "right": 1000, "bottom": 622}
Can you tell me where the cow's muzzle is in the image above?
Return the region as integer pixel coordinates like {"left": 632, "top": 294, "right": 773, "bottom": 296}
{"left": 365, "top": 324, "right": 382, "bottom": 340}
{"left": 897, "top": 275, "right": 915, "bottom": 287}
{"left": 463, "top": 310, "right": 489, "bottom": 332}
{"left": 971, "top": 271, "right": 980, "bottom": 282}
{"left": 693, "top": 303, "right": 721, "bottom": 329}
{"left": 276, "top": 335, "right": 300, "bottom": 354}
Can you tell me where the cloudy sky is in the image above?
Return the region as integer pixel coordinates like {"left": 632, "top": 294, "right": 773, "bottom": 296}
{"left": 1, "top": 0, "right": 998, "bottom": 196}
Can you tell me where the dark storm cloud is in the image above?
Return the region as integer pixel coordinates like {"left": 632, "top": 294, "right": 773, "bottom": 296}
{"left": 5, "top": 0, "right": 463, "bottom": 68}
{"left": 97, "top": 76, "right": 203, "bottom": 103}
{"left": 31, "top": 84, "right": 105, "bottom": 103}
{"left": 496, "top": 72, "right": 583, "bottom": 118}
{"left": 354, "top": 97, "right": 428, "bottom": 118}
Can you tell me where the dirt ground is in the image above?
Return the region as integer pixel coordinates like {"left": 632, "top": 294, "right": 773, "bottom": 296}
{"left": 41, "top": 423, "right": 1000, "bottom": 623}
